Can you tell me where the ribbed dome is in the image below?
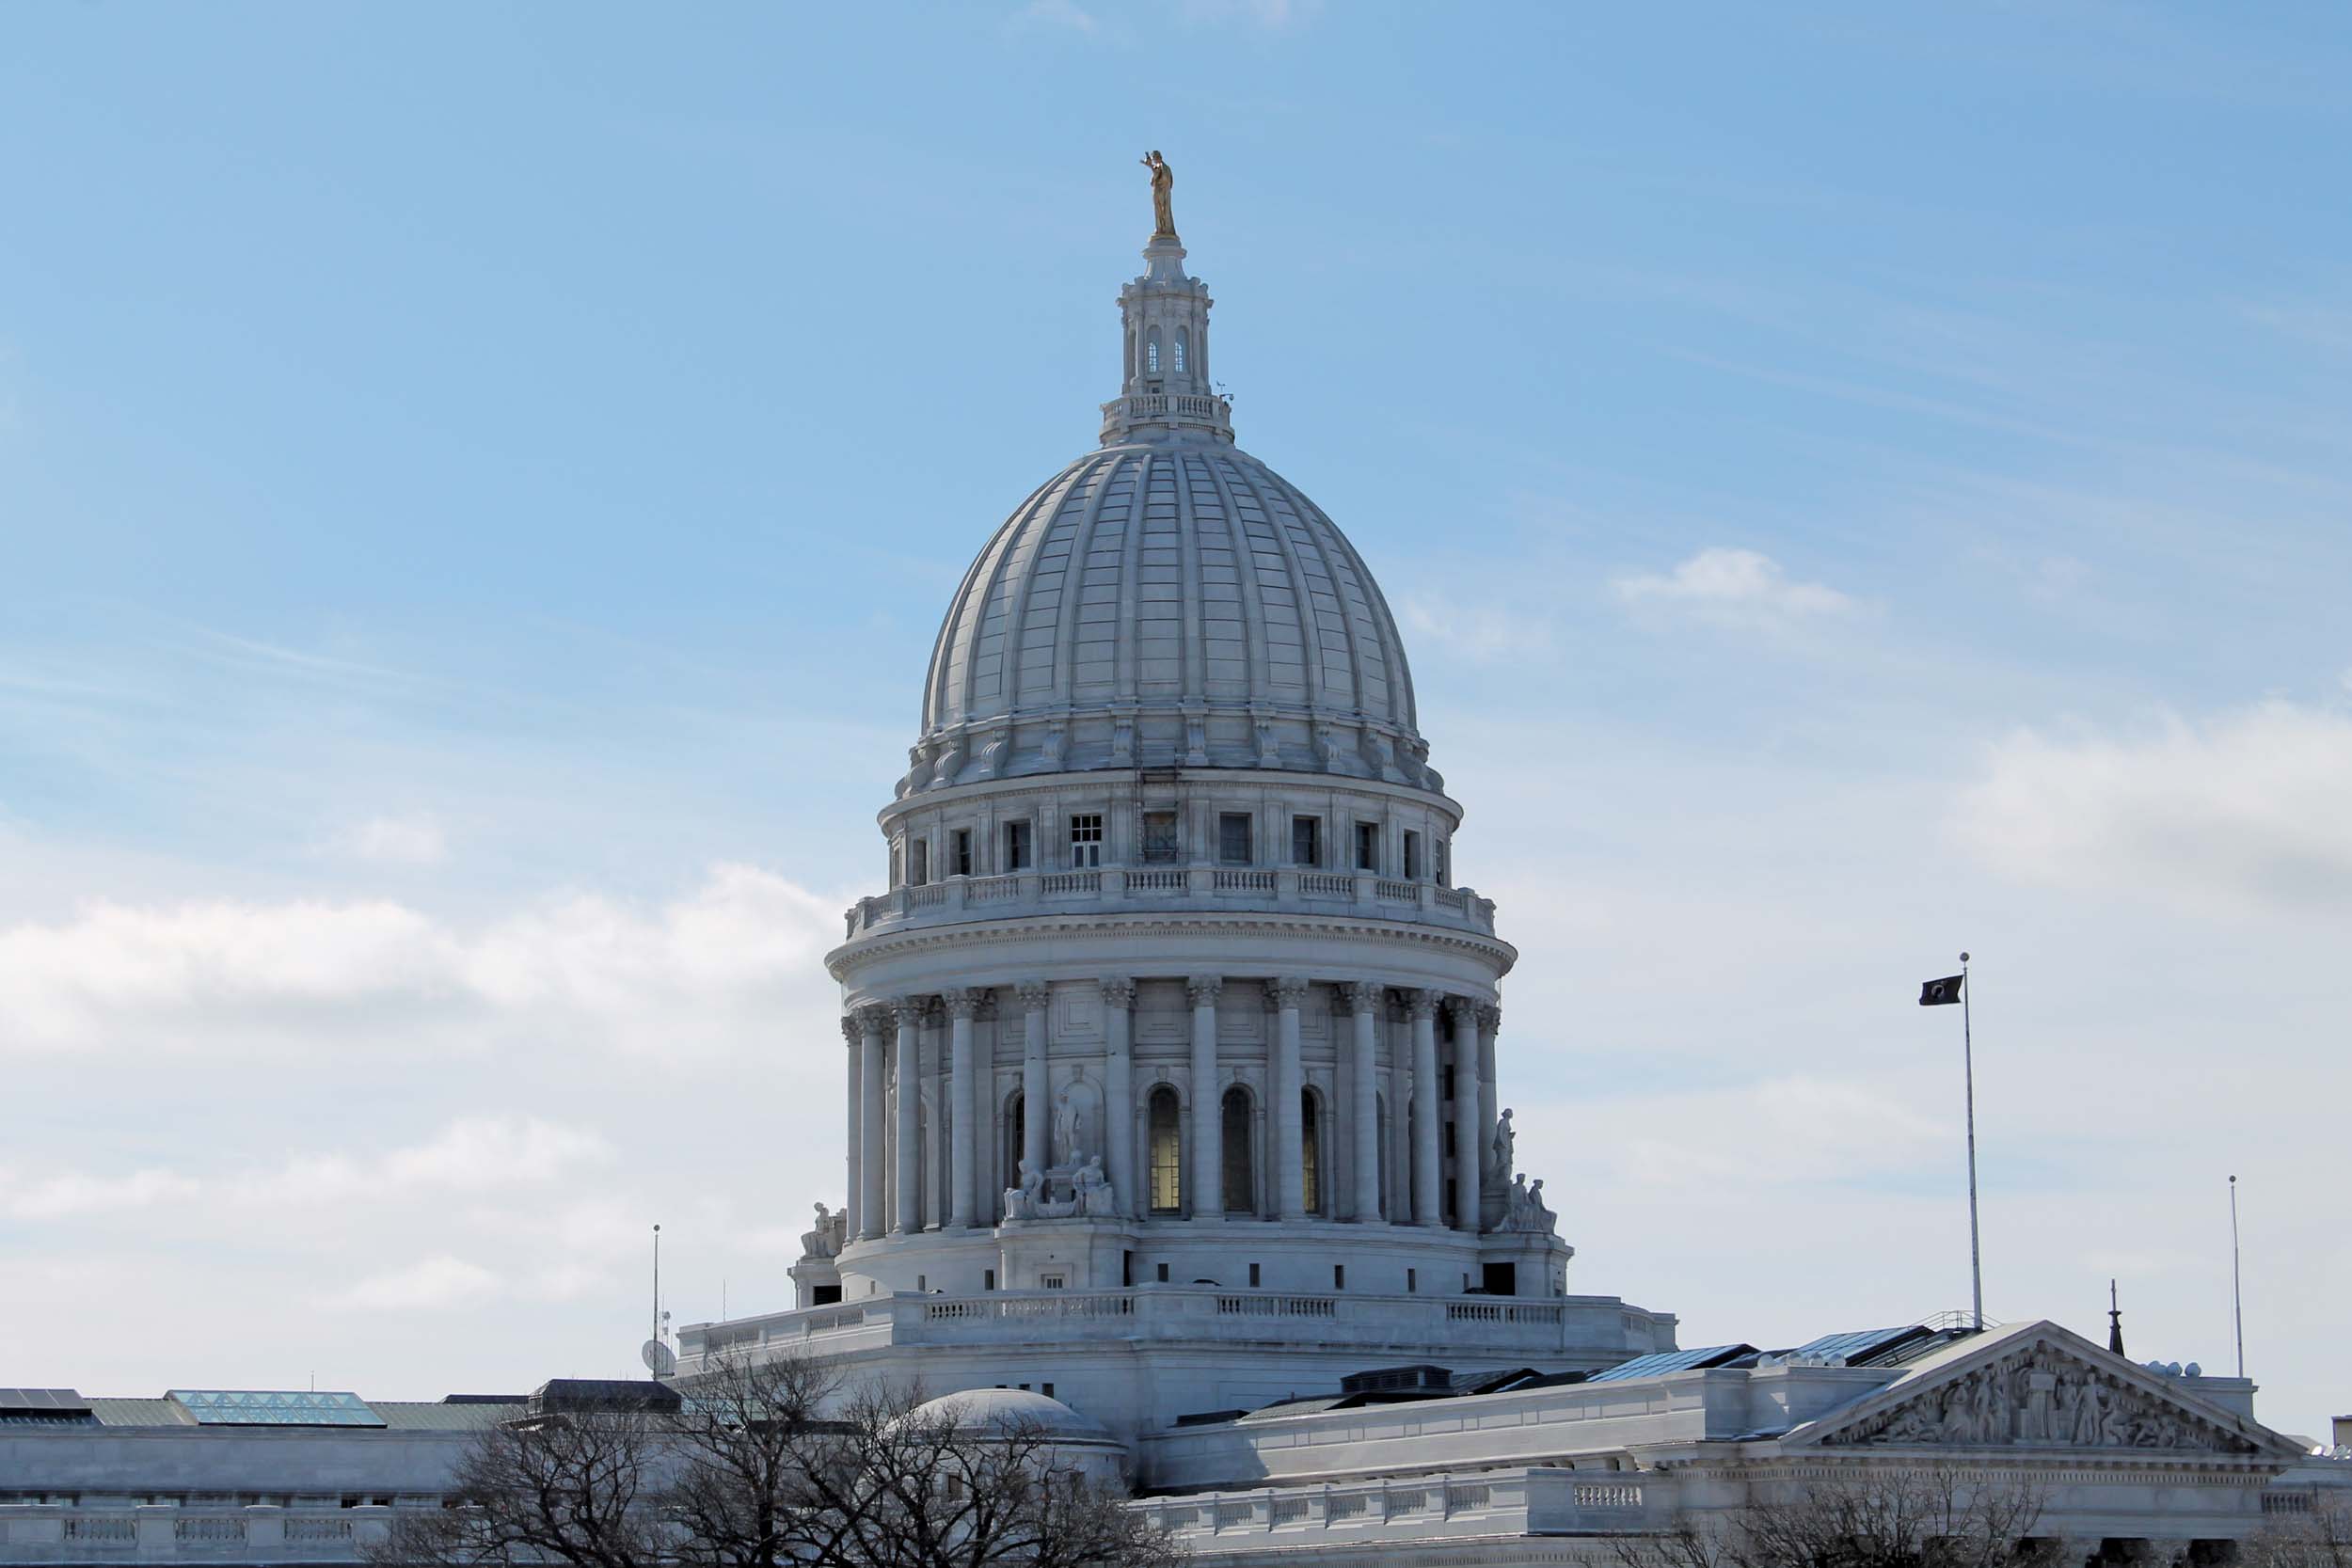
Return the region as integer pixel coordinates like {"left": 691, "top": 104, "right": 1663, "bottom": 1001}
{"left": 907, "top": 440, "right": 1431, "bottom": 791}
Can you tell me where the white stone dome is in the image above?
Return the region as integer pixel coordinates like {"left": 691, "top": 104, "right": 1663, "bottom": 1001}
{"left": 905, "top": 1386, "right": 1117, "bottom": 1443}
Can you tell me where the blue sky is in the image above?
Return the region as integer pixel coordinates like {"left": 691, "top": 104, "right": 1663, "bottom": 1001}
{"left": 3, "top": 4, "right": 2348, "bottom": 1437}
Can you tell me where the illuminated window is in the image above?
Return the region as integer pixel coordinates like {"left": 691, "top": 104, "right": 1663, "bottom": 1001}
{"left": 1148, "top": 1087, "right": 1182, "bottom": 1212}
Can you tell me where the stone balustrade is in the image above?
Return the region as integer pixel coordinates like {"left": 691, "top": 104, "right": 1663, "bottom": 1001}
{"left": 1098, "top": 390, "right": 1232, "bottom": 442}
{"left": 675, "top": 1288, "right": 1664, "bottom": 1373}
{"left": 1133, "top": 1465, "right": 1657, "bottom": 1547}
{"left": 840, "top": 865, "right": 1499, "bottom": 942}
{"left": 0, "top": 1504, "right": 398, "bottom": 1564}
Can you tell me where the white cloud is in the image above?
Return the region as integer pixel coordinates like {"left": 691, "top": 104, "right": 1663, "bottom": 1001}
{"left": 0, "top": 1166, "right": 200, "bottom": 1220}
{"left": 336, "top": 814, "right": 448, "bottom": 865}
{"left": 0, "top": 863, "right": 843, "bottom": 1058}
{"left": 1613, "top": 547, "right": 1856, "bottom": 628}
{"left": 1016, "top": 0, "right": 1098, "bottom": 32}
{"left": 314, "top": 1255, "right": 501, "bottom": 1312}
{"left": 1399, "top": 593, "right": 1556, "bottom": 662}
{"left": 1951, "top": 698, "right": 2352, "bottom": 916}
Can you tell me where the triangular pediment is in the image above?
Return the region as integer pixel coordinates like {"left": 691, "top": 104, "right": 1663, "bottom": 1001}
{"left": 1786, "top": 1320, "right": 2296, "bottom": 1459}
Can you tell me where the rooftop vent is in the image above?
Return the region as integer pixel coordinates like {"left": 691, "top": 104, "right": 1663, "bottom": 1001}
{"left": 1339, "top": 1364, "right": 1454, "bottom": 1395}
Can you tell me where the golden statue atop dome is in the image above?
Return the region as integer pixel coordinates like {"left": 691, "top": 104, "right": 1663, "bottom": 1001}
{"left": 1139, "top": 150, "right": 1175, "bottom": 239}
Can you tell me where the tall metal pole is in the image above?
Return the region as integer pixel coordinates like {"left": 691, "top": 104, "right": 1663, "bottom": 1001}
{"left": 2230, "top": 1175, "right": 2245, "bottom": 1378}
{"left": 1961, "top": 952, "right": 1982, "bottom": 1331}
{"left": 651, "top": 1224, "right": 662, "bottom": 1342}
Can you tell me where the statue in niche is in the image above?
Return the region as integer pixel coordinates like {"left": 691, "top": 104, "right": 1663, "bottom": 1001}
{"left": 1053, "top": 1070, "right": 1101, "bottom": 1168}
{"left": 1489, "top": 1107, "right": 1516, "bottom": 1181}
{"left": 1140, "top": 150, "right": 1175, "bottom": 239}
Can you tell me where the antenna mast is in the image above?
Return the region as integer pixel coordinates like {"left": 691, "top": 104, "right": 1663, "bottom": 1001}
{"left": 2230, "top": 1175, "right": 2245, "bottom": 1378}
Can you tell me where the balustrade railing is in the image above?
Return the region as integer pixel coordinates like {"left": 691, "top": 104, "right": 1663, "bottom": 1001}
{"left": 842, "top": 865, "right": 1494, "bottom": 941}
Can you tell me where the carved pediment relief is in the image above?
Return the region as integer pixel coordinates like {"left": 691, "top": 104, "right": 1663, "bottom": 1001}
{"left": 1816, "top": 1334, "right": 2262, "bottom": 1455}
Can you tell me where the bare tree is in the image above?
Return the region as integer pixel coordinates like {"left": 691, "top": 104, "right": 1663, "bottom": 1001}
{"left": 368, "top": 1354, "right": 1175, "bottom": 1568}
{"left": 2245, "top": 1494, "right": 2352, "bottom": 1568}
{"left": 1613, "top": 1466, "right": 2049, "bottom": 1568}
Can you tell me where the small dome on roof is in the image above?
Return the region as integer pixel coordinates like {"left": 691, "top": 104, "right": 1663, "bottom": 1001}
{"left": 905, "top": 1387, "right": 1116, "bottom": 1444}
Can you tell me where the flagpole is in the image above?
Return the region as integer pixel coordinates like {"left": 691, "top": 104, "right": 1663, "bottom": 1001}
{"left": 2230, "top": 1175, "right": 2244, "bottom": 1378}
{"left": 1961, "top": 951, "right": 1982, "bottom": 1331}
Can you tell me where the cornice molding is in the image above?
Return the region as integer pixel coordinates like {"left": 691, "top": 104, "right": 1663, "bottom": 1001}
{"left": 829, "top": 910, "right": 1517, "bottom": 983}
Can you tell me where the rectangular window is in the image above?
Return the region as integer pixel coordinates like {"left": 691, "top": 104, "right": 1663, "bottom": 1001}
{"left": 1435, "top": 838, "right": 1451, "bottom": 885}
{"left": 1406, "top": 1268, "right": 1417, "bottom": 1294}
{"left": 1333, "top": 1264, "right": 1345, "bottom": 1291}
{"left": 1041, "top": 1274, "right": 1065, "bottom": 1291}
{"left": 1356, "top": 821, "right": 1379, "bottom": 872}
{"left": 1004, "top": 820, "right": 1033, "bottom": 872}
{"left": 1070, "top": 814, "right": 1104, "bottom": 869}
{"left": 1218, "top": 812, "right": 1252, "bottom": 864}
{"left": 952, "top": 829, "right": 973, "bottom": 879}
{"left": 908, "top": 838, "right": 930, "bottom": 886}
{"left": 1041, "top": 1383, "right": 1054, "bottom": 1400}
{"left": 1157, "top": 1262, "right": 1170, "bottom": 1283}
{"left": 983, "top": 1269, "right": 996, "bottom": 1291}
{"left": 1248, "top": 1263, "right": 1261, "bottom": 1288}
{"left": 1140, "top": 809, "right": 1179, "bottom": 863}
{"left": 1404, "top": 831, "right": 1422, "bottom": 880}
{"left": 1290, "top": 815, "right": 1320, "bottom": 867}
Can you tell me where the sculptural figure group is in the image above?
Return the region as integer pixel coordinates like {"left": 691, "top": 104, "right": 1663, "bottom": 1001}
{"left": 1841, "top": 1343, "right": 2254, "bottom": 1453}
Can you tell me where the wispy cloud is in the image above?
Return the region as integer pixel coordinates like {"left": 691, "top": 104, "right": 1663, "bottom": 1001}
{"left": 1399, "top": 592, "right": 1556, "bottom": 662}
{"left": 313, "top": 1255, "right": 501, "bottom": 1312}
{"left": 330, "top": 813, "right": 449, "bottom": 865}
{"left": 1951, "top": 697, "right": 2352, "bottom": 917}
{"left": 1612, "top": 546, "right": 1857, "bottom": 630}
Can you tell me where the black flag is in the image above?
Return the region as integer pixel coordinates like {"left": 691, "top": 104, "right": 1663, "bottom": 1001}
{"left": 1919, "top": 974, "right": 1964, "bottom": 1006}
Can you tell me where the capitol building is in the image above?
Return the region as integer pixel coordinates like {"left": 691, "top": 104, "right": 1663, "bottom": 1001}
{"left": 2, "top": 182, "right": 2344, "bottom": 1568}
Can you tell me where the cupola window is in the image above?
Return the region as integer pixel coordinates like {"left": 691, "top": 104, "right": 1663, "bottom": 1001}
{"left": 1148, "top": 1087, "right": 1182, "bottom": 1212}
{"left": 1146, "top": 329, "right": 1161, "bottom": 376}
{"left": 1174, "top": 328, "right": 1188, "bottom": 374}
{"left": 1069, "top": 814, "right": 1104, "bottom": 868}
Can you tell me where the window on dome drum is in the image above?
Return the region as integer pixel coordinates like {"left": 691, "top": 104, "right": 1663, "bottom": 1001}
{"left": 1355, "top": 821, "right": 1379, "bottom": 873}
{"left": 1218, "top": 812, "right": 1252, "bottom": 865}
{"left": 952, "top": 829, "right": 973, "bottom": 879}
{"left": 1004, "top": 820, "right": 1032, "bottom": 872}
{"left": 1174, "top": 328, "right": 1188, "bottom": 373}
{"left": 1146, "top": 330, "right": 1161, "bottom": 376}
{"left": 1404, "top": 831, "right": 1422, "bottom": 879}
{"left": 1301, "top": 1087, "right": 1321, "bottom": 1213}
{"left": 908, "top": 838, "right": 930, "bottom": 887}
{"left": 1147, "top": 1087, "right": 1182, "bottom": 1212}
{"left": 1140, "top": 810, "right": 1179, "bottom": 863}
{"left": 1069, "top": 814, "right": 1104, "bottom": 868}
{"left": 889, "top": 844, "right": 902, "bottom": 889}
{"left": 1435, "top": 838, "right": 1451, "bottom": 885}
{"left": 1291, "top": 816, "right": 1320, "bottom": 867}
{"left": 1221, "top": 1086, "right": 1255, "bottom": 1213}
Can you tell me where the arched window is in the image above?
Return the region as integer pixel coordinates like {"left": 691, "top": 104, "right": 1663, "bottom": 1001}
{"left": 1146, "top": 328, "right": 1161, "bottom": 376}
{"left": 1375, "top": 1092, "right": 1390, "bottom": 1220}
{"left": 1174, "top": 327, "right": 1188, "bottom": 374}
{"left": 1003, "top": 1092, "right": 1025, "bottom": 1197}
{"left": 1301, "top": 1087, "right": 1321, "bottom": 1215}
{"left": 1148, "top": 1087, "right": 1181, "bottom": 1213}
{"left": 1125, "top": 328, "right": 1136, "bottom": 381}
{"left": 1221, "top": 1085, "right": 1255, "bottom": 1214}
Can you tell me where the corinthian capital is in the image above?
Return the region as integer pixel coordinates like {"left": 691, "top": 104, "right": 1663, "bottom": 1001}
{"left": 1100, "top": 977, "right": 1136, "bottom": 1009}
{"left": 1272, "top": 977, "right": 1311, "bottom": 1011}
{"left": 857, "top": 1005, "right": 893, "bottom": 1038}
{"left": 1404, "top": 988, "right": 1438, "bottom": 1022}
{"left": 1477, "top": 1003, "right": 1502, "bottom": 1035}
{"left": 1334, "top": 981, "right": 1378, "bottom": 1016}
{"left": 943, "top": 989, "right": 981, "bottom": 1020}
{"left": 1442, "top": 993, "right": 1478, "bottom": 1026}
{"left": 1185, "top": 974, "right": 1223, "bottom": 1009}
{"left": 891, "top": 997, "right": 928, "bottom": 1030}
{"left": 1016, "top": 980, "right": 1052, "bottom": 1012}
{"left": 840, "top": 1015, "right": 862, "bottom": 1049}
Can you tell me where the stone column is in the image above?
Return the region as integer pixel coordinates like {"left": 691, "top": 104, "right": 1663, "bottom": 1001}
{"left": 945, "top": 990, "right": 979, "bottom": 1229}
{"left": 893, "top": 999, "right": 925, "bottom": 1235}
{"left": 1476, "top": 1003, "right": 1501, "bottom": 1177}
{"left": 857, "top": 1006, "right": 887, "bottom": 1241}
{"left": 1343, "top": 983, "right": 1382, "bottom": 1223}
{"left": 1446, "top": 996, "right": 1483, "bottom": 1233}
{"left": 1187, "top": 974, "right": 1223, "bottom": 1218}
{"left": 1101, "top": 978, "right": 1137, "bottom": 1218}
{"left": 841, "top": 1016, "right": 864, "bottom": 1241}
{"left": 1408, "top": 990, "right": 1443, "bottom": 1227}
{"left": 1387, "top": 992, "right": 1412, "bottom": 1222}
{"left": 1273, "top": 978, "right": 1309, "bottom": 1220}
{"left": 1017, "top": 982, "right": 1051, "bottom": 1176}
